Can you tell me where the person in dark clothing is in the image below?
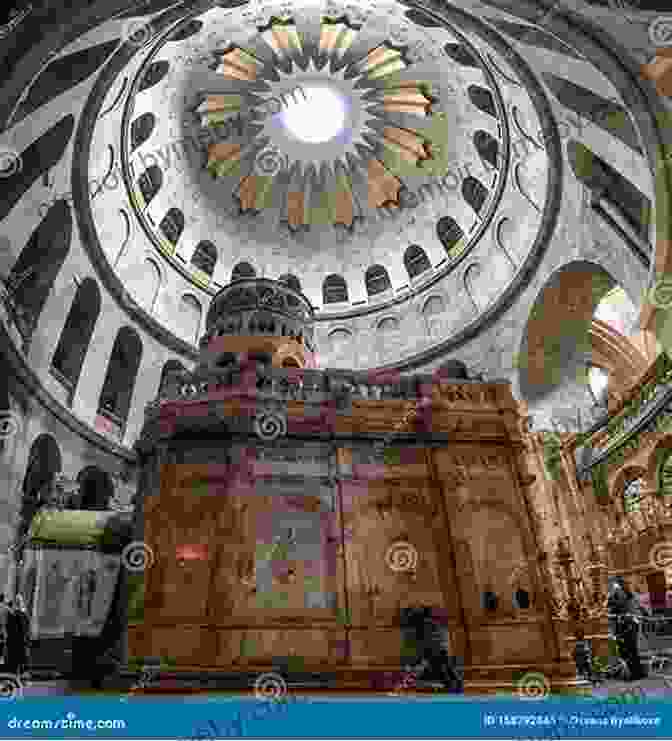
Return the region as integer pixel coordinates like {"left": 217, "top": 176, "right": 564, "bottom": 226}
{"left": 573, "top": 629, "right": 592, "bottom": 681}
{"left": 608, "top": 581, "right": 646, "bottom": 681}
{"left": 4, "top": 600, "right": 28, "bottom": 676}
{"left": 413, "top": 607, "right": 462, "bottom": 692}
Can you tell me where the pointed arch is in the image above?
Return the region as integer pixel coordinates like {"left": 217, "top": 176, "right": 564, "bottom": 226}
{"left": 404, "top": 244, "right": 431, "bottom": 279}
{"left": 279, "top": 274, "right": 302, "bottom": 293}
{"left": 178, "top": 294, "right": 202, "bottom": 344}
{"left": 159, "top": 359, "right": 187, "bottom": 395}
{"left": 462, "top": 176, "right": 489, "bottom": 215}
{"left": 7, "top": 199, "right": 72, "bottom": 341}
{"left": 138, "top": 60, "right": 170, "bottom": 92}
{"left": 323, "top": 274, "right": 348, "bottom": 304}
{"left": 130, "top": 112, "right": 156, "bottom": 151}
{"left": 51, "top": 278, "right": 101, "bottom": 396}
{"left": 137, "top": 165, "right": 162, "bottom": 206}
{"left": 473, "top": 130, "right": 499, "bottom": 169}
{"left": 365, "top": 265, "right": 391, "bottom": 297}
{"left": 159, "top": 208, "right": 184, "bottom": 246}
{"left": 19, "top": 434, "right": 62, "bottom": 538}
{"left": 98, "top": 327, "right": 143, "bottom": 431}
{"left": 436, "top": 216, "right": 464, "bottom": 257}
{"left": 467, "top": 85, "right": 497, "bottom": 118}
{"left": 77, "top": 466, "right": 114, "bottom": 511}
{"left": 231, "top": 261, "right": 256, "bottom": 281}
{"left": 443, "top": 43, "right": 479, "bottom": 67}
{"left": 191, "top": 241, "right": 217, "bottom": 277}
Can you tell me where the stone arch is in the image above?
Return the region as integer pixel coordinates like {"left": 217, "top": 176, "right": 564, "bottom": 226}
{"left": 376, "top": 316, "right": 400, "bottom": 333}
{"left": 159, "top": 207, "right": 184, "bottom": 246}
{"left": 327, "top": 328, "right": 352, "bottom": 355}
{"left": 567, "top": 140, "right": 651, "bottom": 239}
{"left": 77, "top": 466, "right": 114, "bottom": 510}
{"left": 159, "top": 359, "right": 187, "bottom": 395}
{"left": 137, "top": 165, "right": 162, "bottom": 206}
{"left": 467, "top": 85, "right": 497, "bottom": 118}
{"left": 443, "top": 43, "right": 479, "bottom": 67}
{"left": 279, "top": 274, "right": 301, "bottom": 293}
{"left": 404, "top": 244, "right": 431, "bottom": 279}
{"left": 6, "top": 199, "right": 72, "bottom": 341}
{"left": 518, "top": 261, "right": 618, "bottom": 405}
{"left": 611, "top": 465, "right": 648, "bottom": 517}
{"left": 50, "top": 277, "right": 101, "bottom": 396}
{"left": 365, "top": 265, "right": 391, "bottom": 297}
{"left": 124, "top": 257, "right": 161, "bottom": 313}
{"left": 473, "top": 130, "right": 499, "bottom": 170}
{"left": 423, "top": 295, "right": 445, "bottom": 338}
{"left": 138, "top": 60, "right": 170, "bottom": 92}
{"left": 19, "top": 434, "right": 62, "bottom": 538}
{"left": 231, "top": 261, "right": 256, "bottom": 281}
{"left": 323, "top": 274, "right": 348, "bottom": 304}
{"left": 178, "top": 294, "right": 202, "bottom": 345}
{"left": 463, "top": 263, "right": 483, "bottom": 312}
{"left": 130, "top": 112, "right": 156, "bottom": 151}
{"left": 97, "top": 327, "right": 143, "bottom": 430}
{"left": 462, "top": 176, "right": 489, "bottom": 215}
{"left": 191, "top": 241, "right": 217, "bottom": 277}
{"left": 436, "top": 216, "right": 464, "bottom": 257}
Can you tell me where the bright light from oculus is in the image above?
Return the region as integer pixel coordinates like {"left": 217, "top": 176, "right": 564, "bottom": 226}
{"left": 281, "top": 86, "right": 346, "bottom": 143}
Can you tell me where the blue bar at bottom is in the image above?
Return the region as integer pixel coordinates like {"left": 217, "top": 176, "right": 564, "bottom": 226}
{"left": 0, "top": 696, "right": 671, "bottom": 739}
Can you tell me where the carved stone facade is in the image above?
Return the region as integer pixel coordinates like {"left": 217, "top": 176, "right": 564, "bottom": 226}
{"left": 129, "top": 278, "right": 587, "bottom": 694}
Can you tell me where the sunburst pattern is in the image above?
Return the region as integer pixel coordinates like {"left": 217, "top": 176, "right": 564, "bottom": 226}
{"left": 198, "top": 14, "right": 445, "bottom": 232}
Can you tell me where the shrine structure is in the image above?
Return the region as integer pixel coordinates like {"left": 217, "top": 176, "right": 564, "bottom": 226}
{"left": 130, "top": 277, "right": 598, "bottom": 693}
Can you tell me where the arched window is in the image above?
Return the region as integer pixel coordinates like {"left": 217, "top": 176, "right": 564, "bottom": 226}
{"left": 124, "top": 258, "right": 161, "bottom": 313}
{"left": 467, "top": 85, "right": 497, "bottom": 118}
{"left": 130, "top": 113, "right": 156, "bottom": 151}
{"left": 462, "top": 176, "right": 489, "bottom": 215}
{"left": 365, "top": 265, "right": 391, "bottom": 297}
{"left": 323, "top": 274, "right": 348, "bottom": 304}
{"left": 436, "top": 216, "right": 464, "bottom": 256}
{"left": 623, "top": 478, "right": 643, "bottom": 514}
{"left": 6, "top": 200, "right": 71, "bottom": 341}
{"left": 77, "top": 466, "right": 114, "bottom": 511}
{"left": 138, "top": 60, "right": 170, "bottom": 92}
{"left": 178, "top": 294, "right": 202, "bottom": 344}
{"left": 424, "top": 296, "right": 445, "bottom": 317}
{"left": 19, "top": 434, "right": 61, "bottom": 538}
{"left": 279, "top": 274, "right": 302, "bottom": 293}
{"left": 659, "top": 451, "right": 672, "bottom": 497}
{"left": 444, "top": 43, "right": 479, "bottom": 67}
{"left": 473, "top": 131, "right": 499, "bottom": 169}
{"left": 404, "top": 245, "right": 431, "bottom": 279}
{"left": 587, "top": 365, "right": 609, "bottom": 405}
{"left": 513, "top": 588, "right": 530, "bottom": 609}
{"left": 159, "top": 359, "right": 186, "bottom": 395}
{"left": 137, "top": 165, "right": 162, "bottom": 206}
{"left": 51, "top": 278, "right": 101, "bottom": 396}
{"left": 191, "top": 241, "right": 217, "bottom": 276}
{"left": 231, "top": 261, "right": 256, "bottom": 281}
{"left": 282, "top": 357, "right": 300, "bottom": 368}
{"left": 97, "top": 327, "right": 143, "bottom": 432}
{"left": 464, "top": 263, "right": 483, "bottom": 311}
{"left": 567, "top": 140, "right": 652, "bottom": 238}
{"left": 377, "top": 317, "right": 399, "bottom": 332}
{"left": 328, "top": 328, "right": 351, "bottom": 353}
{"left": 159, "top": 208, "right": 184, "bottom": 246}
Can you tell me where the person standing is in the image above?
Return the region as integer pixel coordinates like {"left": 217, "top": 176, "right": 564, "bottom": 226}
{"left": 0, "top": 594, "right": 9, "bottom": 666}
{"left": 418, "top": 607, "right": 462, "bottom": 692}
{"left": 608, "top": 580, "right": 646, "bottom": 681}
